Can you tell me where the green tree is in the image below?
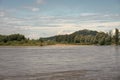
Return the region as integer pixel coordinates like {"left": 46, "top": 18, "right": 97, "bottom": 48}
{"left": 7, "top": 34, "right": 26, "bottom": 41}
{"left": 74, "top": 35, "right": 80, "bottom": 43}
{"left": 99, "top": 37, "right": 105, "bottom": 45}
{"left": 115, "top": 28, "right": 119, "bottom": 45}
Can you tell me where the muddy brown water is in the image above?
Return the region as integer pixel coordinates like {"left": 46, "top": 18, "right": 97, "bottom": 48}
{"left": 0, "top": 46, "right": 120, "bottom": 80}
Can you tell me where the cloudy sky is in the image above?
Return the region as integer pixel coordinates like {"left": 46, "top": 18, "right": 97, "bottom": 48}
{"left": 0, "top": 0, "right": 120, "bottom": 39}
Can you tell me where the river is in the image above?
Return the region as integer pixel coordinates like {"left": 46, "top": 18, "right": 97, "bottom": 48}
{"left": 0, "top": 46, "right": 120, "bottom": 80}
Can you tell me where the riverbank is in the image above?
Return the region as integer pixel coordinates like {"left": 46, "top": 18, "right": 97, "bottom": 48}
{"left": 0, "top": 44, "right": 119, "bottom": 48}
{"left": 0, "top": 69, "right": 119, "bottom": 80}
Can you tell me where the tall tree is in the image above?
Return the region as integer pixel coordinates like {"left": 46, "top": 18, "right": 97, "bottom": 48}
{"left": 115, "top": 28, "right": 119, "bottom": 45}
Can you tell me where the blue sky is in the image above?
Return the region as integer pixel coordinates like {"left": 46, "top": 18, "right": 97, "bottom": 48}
{"left": 0, "top": 0, "right": 120, "bottom": 39}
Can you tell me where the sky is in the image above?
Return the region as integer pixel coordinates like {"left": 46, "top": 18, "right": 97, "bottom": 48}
{"left": 0, "top": 0, "right": 120, "bottom": 39}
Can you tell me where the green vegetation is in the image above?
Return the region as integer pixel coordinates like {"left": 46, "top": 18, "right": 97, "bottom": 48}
{"left": 115, "top": 28, "right": 119, "bottom": 45}
{"left": 41, "top": 29, "right": 120, "bottom": 45}
{"left": 0, "top": 29, "right": 120, "bottom": 46}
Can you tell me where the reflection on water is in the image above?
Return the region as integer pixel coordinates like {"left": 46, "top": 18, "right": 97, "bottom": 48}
{"left": 0, "top": 46, "right": 120, "bottom": 80}
{"left": 114, "top": 46, "right": 120, "bottom": 71}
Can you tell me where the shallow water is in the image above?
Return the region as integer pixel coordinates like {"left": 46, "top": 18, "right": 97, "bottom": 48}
{"left": 0, "top": 46, "right": 120, "bottom": 80}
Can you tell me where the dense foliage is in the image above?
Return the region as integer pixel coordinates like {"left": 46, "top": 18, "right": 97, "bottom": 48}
{"left": 0, "top": 34, "right": 26, "bottom": 42}
{"left": 0, "top": 29, "right": 120, "bottom": 46}
{"left": 41, "top": 29, "right": 120, "bottom": 45}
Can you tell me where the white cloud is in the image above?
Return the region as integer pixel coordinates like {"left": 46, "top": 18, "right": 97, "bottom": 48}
{"left": 18, "top": 21, "right": 120, "bottom": 38}
{"left": 21, "top": 0, "right": 44, "bottom": 12}
{"left": 31, "top": 8, "right": 39, "bottom": 12}
{"left": 0, "top": 11, "right": 5, "bottom": 17}
{"left": 36, "top": 0, "right": 44, "bottom": 4}
{"left": 23, "top": 6, "right": 39, "bottom": 12}
{"left": 80, "top": 13, "right": 98, "bottom": 16}
{"left": 0, "top": 10, "right": 120, "bottom": 39}
{"left": 78, "top": 21, "right": 120, "bottom": 28}
{"left": 0, "top": 21, "right": 120, "bottom": 39}
{"left": 27, "top": 33, "right": 40, "bottom": 39}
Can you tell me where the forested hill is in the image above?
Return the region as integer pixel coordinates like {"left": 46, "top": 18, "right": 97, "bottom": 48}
{"left": 40, "top": 29, "right": 119, "bottom": 45}
{"left": 71, "top": 29, "right": 98, "bottom": 36}
{"left": 0, "top": 29, "right": 119, "bottom": 46}
{"left": 41, "top": 29, "right": 99, "bottom": 41}
{"left": 41, "top": 29, "right": 98, "bottom": 40}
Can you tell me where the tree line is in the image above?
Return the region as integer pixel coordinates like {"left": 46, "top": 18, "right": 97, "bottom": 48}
{"left": 0, "top": 29, "right": 120, "bottom": 46}
{"left": 0, "top": 34, "right": 26, "bottom": 43}
{"left": 0, "top": 34, "right": 55, "bottom": 46}
{"left": 41, "top": 29, "right": 120, "bottom": 45}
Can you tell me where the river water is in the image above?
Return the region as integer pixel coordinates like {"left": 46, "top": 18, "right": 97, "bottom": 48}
{"left": 0, "top": 46, "right": 120, "bottom": 80}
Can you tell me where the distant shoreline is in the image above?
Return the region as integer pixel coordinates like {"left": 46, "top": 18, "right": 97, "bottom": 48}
{"left": 0, "top": 29, "right": 120, "bottom": 46}
{"left": 0, "top": 44, "right": 117, "bottom": 47}
{"left": 0, "top": 44, "right": 83, "bottom": 47}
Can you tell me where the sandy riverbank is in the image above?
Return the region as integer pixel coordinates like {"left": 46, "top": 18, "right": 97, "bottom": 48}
{"left": 0, "top": 43, "right": 95, "bottom": 48}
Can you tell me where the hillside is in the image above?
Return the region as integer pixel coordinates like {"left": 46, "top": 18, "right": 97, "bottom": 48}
{"left": 41, "top": 29, "right": 99, "bottom": 42}
{"left": 40, "top": 29, "right": 120, "bottom": 45}
{"left": 71, "top": 29, "right": 98, "bottom": 36}
{"left": 0, "top": 29, "right": 119, "bottom": 46}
